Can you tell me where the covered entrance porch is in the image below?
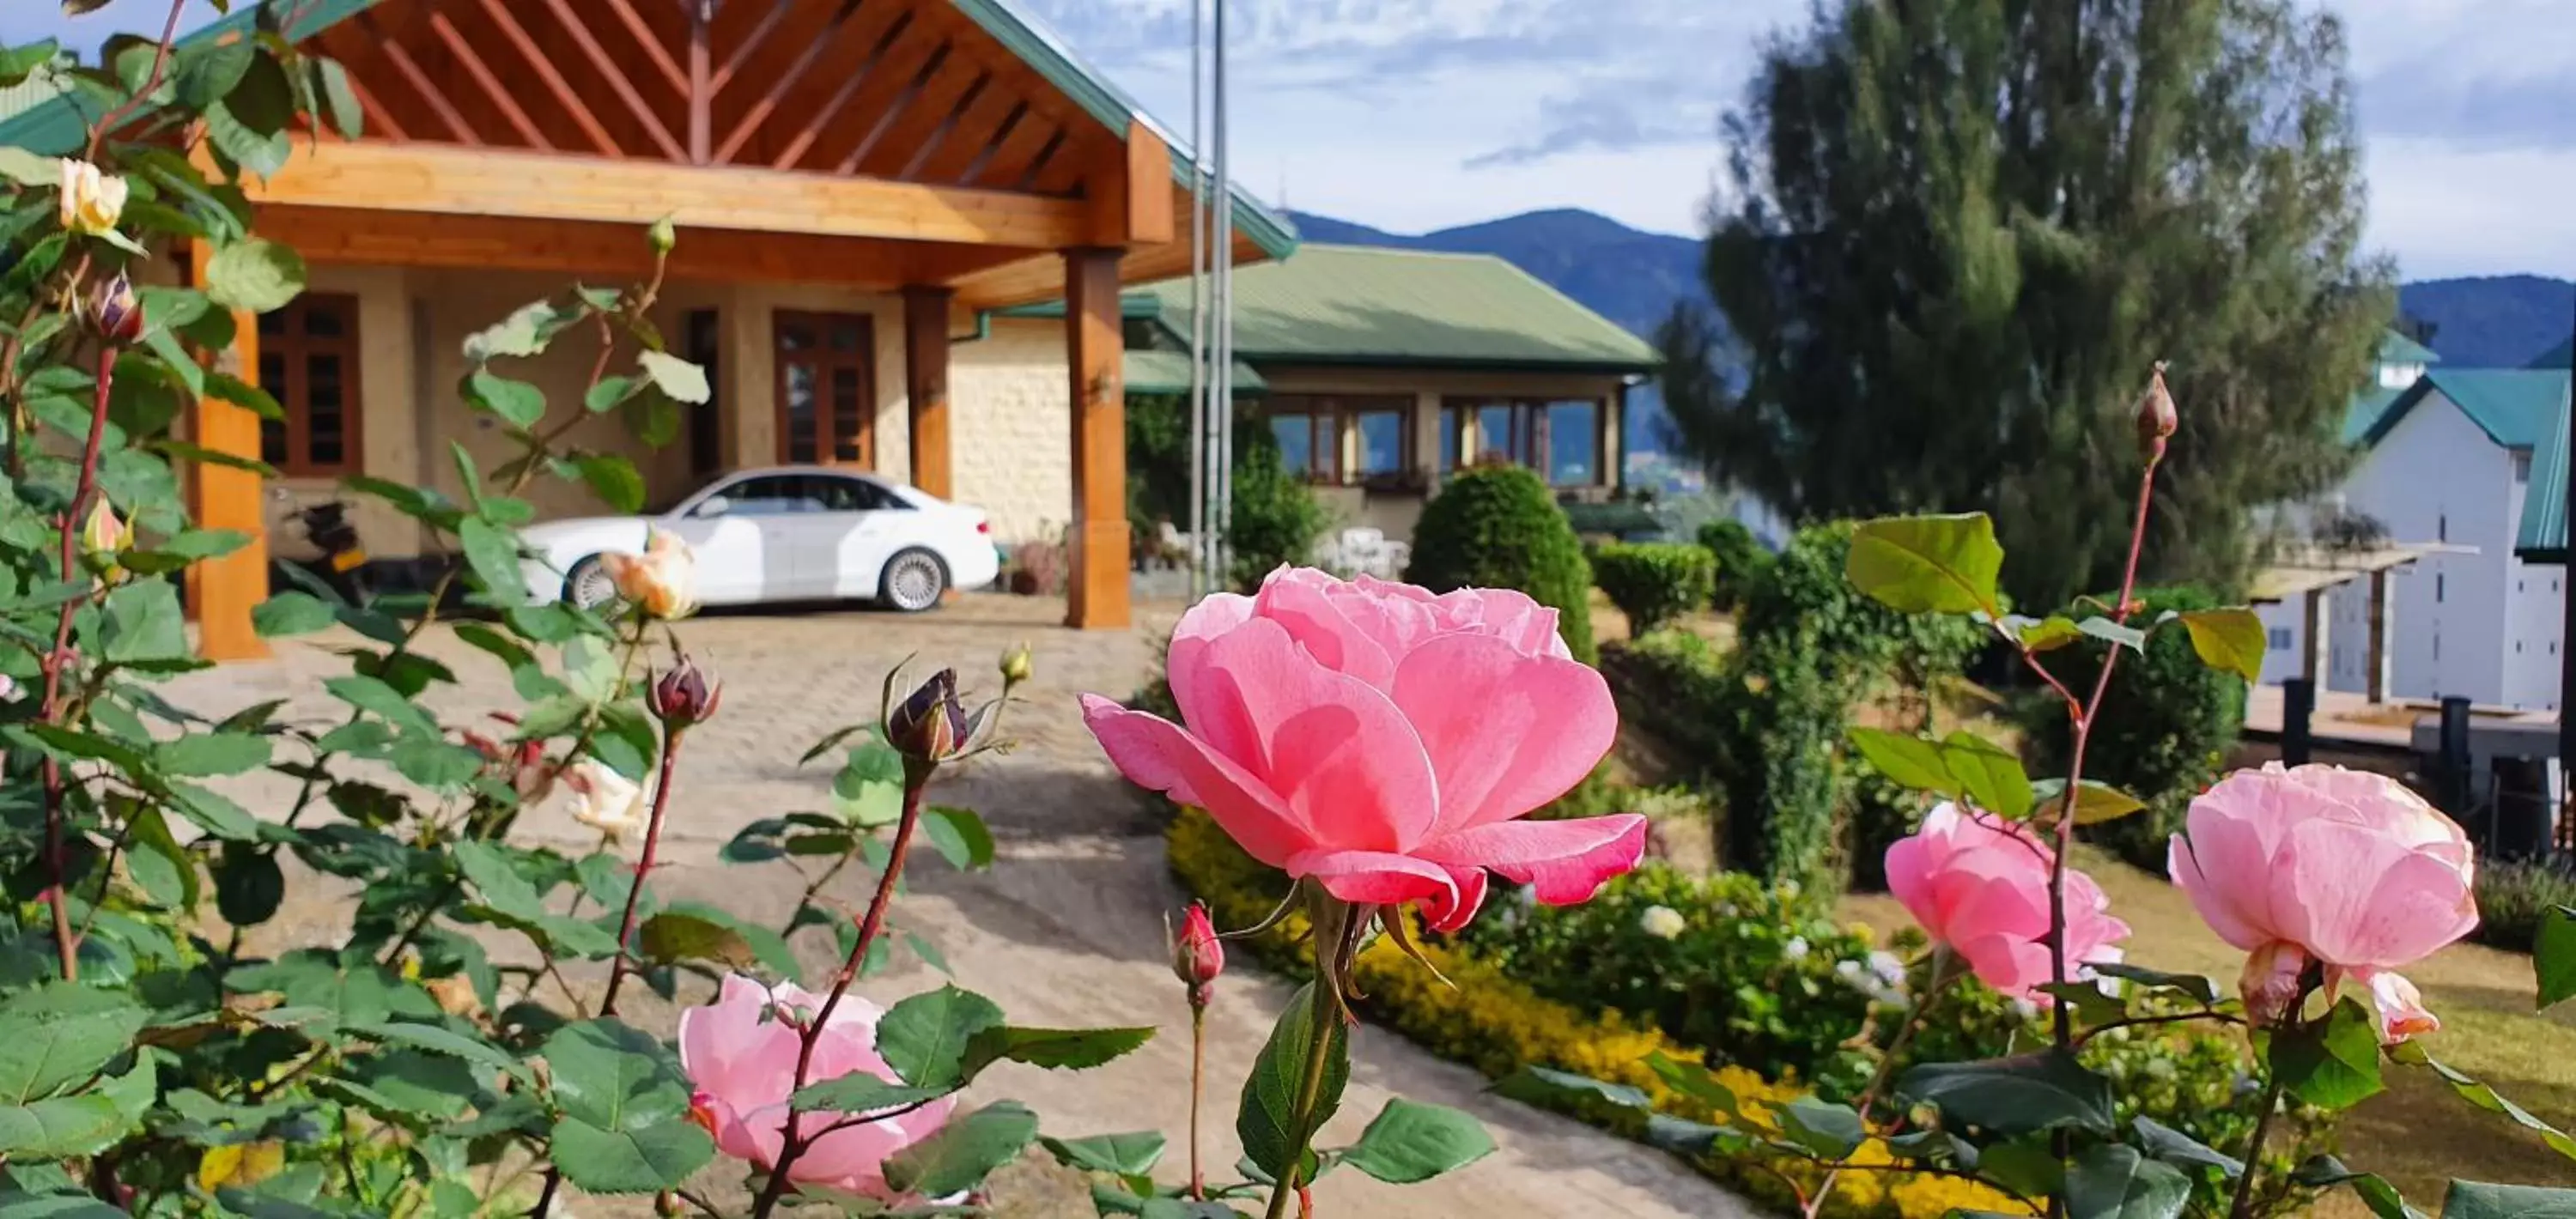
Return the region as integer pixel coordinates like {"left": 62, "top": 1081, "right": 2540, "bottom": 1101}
{"left": 182, "top": 0, "right": 1291, "bottom": 658}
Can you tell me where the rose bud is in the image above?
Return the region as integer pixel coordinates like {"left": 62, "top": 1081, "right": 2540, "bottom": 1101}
{"left": 2135, "top": 361, "right": 2178, "bottom": 463}
{"left": 886, "top": 668, "right": 970, "bottom": 764}
{"left": 58, "top": 158, "right": 128, "bottom": 237}
{"left": 79, "top": 498, "right": 130, "bottom": 580}
{"left": 90, "top": 273, "right": 143, "bottom": 345}
{"left": 1171, "top": 901, "right": 1224, "bottom": 1002}
{"left": 648, "top": 655, "right": 722, "bottom": 728}
{"left": 647, "top": 214, "right": 677, "bottom": 256}
{"left": 999, "top": 640, "right": 1035, "bottom": 688}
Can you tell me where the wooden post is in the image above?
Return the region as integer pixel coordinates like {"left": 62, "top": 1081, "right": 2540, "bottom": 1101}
{"left": 185, "top": 240, "right": 272, "bottom": 661}
{"left": 1064, "top": 247, "right": 1128, "bottom": 629}
{"left": 2367, "top": 567, "right": 2393, "bottom": 704}
{"left": 902, "top": 286, "right": 954, "bottom": 500}
{"left": 2301, "top": 587, "right": 2329, "bottom": 685}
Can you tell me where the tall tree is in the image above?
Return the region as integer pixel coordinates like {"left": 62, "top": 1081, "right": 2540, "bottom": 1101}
{"left": 1661, "top": 0, "right": 2393, "bottom": 608}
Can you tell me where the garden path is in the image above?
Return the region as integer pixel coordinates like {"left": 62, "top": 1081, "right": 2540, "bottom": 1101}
{"left": 168, "top": 594, "right": 1757, "bottom": 1219}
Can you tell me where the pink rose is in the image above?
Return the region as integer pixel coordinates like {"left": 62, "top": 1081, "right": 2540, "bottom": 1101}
{"left": 679, "top": 975, "right": 953, "bottom": 1200}
{"left": 1084, "top": 567, "right": 1643, "bottom": 931}
{"left": 1886, "top": 803, "right": 2130, "bottom": 1000}
{"left": 2171, "top": 763, "right": 2476, "bottom": 1042}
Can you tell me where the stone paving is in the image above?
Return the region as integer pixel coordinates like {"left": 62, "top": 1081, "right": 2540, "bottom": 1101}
{"left": 164, "top": 593, "right": 1753, "bottom": 1218}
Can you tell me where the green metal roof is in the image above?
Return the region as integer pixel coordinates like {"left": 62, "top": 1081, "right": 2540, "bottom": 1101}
{"left": 2341, "top": 385, "right": 2406, "bottom": 446}
{"left": 0, "top": 0, "right": 1297, "bottom": 262}
{"left": 2359, "top": 370, "right": 2576, "bottom": 562}
{"left": 1125, "top": 245, "right": 1661, "bottom": 373}
{"left": 2520, "top": 402, "right": 2569, "bottom": 562}
{"left": 2377, "top": 329, "right": 2440, "bottom": 366}
{"left": 2533, "top": 338, "right": 2573, "bottom": 370}
{"left": 1123, "top": 350, "right": 1264, "bottom": 396}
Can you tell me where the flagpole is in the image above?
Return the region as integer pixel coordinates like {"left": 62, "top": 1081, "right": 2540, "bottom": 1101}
{"left": 1185, "top": 0, "right": 1207, "bottom": 599}
{"left": 1212, "top": 0, "right": 1235, "bottom": 585}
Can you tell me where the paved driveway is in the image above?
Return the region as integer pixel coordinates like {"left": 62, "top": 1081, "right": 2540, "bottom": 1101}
{"left": 165, "top": 594, "right": 1752, "bottom": 1218}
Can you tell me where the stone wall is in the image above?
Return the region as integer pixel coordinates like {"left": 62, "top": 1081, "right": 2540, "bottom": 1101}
{"left": 951, "top": 317, "right": 1074, "bottom": 545}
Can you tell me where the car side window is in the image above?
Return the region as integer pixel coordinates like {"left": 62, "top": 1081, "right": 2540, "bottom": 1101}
{"left": 716, "top": 476, "right": 819, "bottom": 516}
{"left": 812, "top": 476, "right": 911, "bottom": 512}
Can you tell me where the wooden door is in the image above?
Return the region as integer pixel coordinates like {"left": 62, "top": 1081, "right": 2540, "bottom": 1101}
{"left": 773, "top": 311, "right": 873, "bottom": 467}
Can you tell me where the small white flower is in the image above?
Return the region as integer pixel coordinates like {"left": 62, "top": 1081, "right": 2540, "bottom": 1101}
{"left": 0, "top": 674, "right": 16, "bottom": 700}
{"left": 1868, "top": 950, "right": 1908, "bottom": 990}
{"left": 1783, "top": 937, "right": 1810, "bottom": 961}
{"left": 562, "top": 761, "right": 648, "bottom": 843}
{"left": 1638, "top": 905, "right": 1686, "bottom": 940}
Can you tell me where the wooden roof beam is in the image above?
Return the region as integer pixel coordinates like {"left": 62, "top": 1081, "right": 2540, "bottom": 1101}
{"left": 234, "top": 141, "right": 1093, "bottom": 248}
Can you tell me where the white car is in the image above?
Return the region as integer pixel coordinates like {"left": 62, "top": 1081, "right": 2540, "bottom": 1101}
{"left": 518, "top": 466, "right": 1000, "bottom": 613}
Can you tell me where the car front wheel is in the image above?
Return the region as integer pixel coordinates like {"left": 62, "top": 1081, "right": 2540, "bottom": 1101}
{"left": 880, "top": 548, "right": 947, "bottom": 613}
{"left": 565, "top": 555, "right": 622, "bottom": 612}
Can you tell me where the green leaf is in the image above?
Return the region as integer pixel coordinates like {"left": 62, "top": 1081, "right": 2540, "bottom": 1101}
{"left": 2008, "top": 614, "right": 2086, "bottom": 652}
{"left": 252, "top": 591, "right": 336, "bottom": 637}
{"left": 635, "top": 351, "right": 710, "bottom": 404}
{"left": 1775, "top": 1097, "right": 1865, "bottom": 1160}
{"left": 544, "top": 1019, "right": 693, "bottom": 1131}
{"left": 586, "top": 374, "right": 636, "bottom": 413}
{"left": 1845, "top": 728, "right": 1956, "bottom": 796}
{"left": 2535, "top": 905, "right": 2576, "bottom": 1009}
{"left": 882, "top": 1101, "right": 1038, "bottom": 1198}
{"left": 347, "top": 1021, "right": 528, "bottom": 1083}
{"left": 2066, "top": 1144, "right": 2190, "bottom": 1219}
{"left": 1897, "top": 1051, "right": 2114, "bottom": 1137}
{"left": 1339, "top": 1099, "right": 1494, "bottom": 1185}
{"left": 636, "top": 912, "right": 755, "bottom": 969}
{"left": 1845, "top": 513, "right": 2003, "bottom": 615}
{"left": 307, "top": 57, "right": 363, "bottom": 139}
{"left": 922, "top": 805, "right": 995, "bottom": 871}
{"left": 204, "top": 239, "right": 305, "bottom": 312}
{"left": 1938, "top": 731, "right": 2032, "bottom": 820}
{"left": 342, "top": 1050, "right": 477, "bottom": 1121}
{"left": 325, "top": 674, "right": 440, "bottom": 738}
{"left": 574, "top": 452, "right": 645, "bottom": 512}
{"left": 1043, "top": 1131, "right": 1167, "bottom": 1177}
{"left": 2440, "top": 1182, "right": 2576, "bottom": 1219}
{"left": 960, "top": 1024, "right": 1155, "bottom": 1078}
{"left": 1237, "top": 983, "right": 1349, "bottom": 1180}
{"left": 2176, "top": 608, "right": 2265, "bottom": 683}
{"left": 0, "top": 983, "right": 146, "bottom": 1104}
{"left": 155, "top": 731, "right": 271, "bottom": 777}
{"left": 550, "top": 1115, "right": 715, "bottom": 1195}
{"left": 176, "top": 37, "right": 255, "bottom": 108}
{"left": 789, "top": 1071, "right": 951, "bottom": 1114}
{"left": 2032, "top": 779, "right": 2150, "bottom": 825}
{"left": 2269, "top": 998, "right": 2383, "bottom": 1110}
{"left": 2129, "top": 1115, "right": 2241, "bottom": 1178}
{"left": 0, "top": 1094, "right": 134, "bottom": 1158}
{"left": 2089, "top": 961, "right": 2221, "bottom": 1005}
{"left": 1489, "top": 1065, "right": 1650, "bottom": 1112}
{"left": 205, "top": 100, "right": 290, "bottom": 179}
{"left": 2290, "top": 1155, "right": 2424, "bottom": 1219}
{"left": 96, "top": 581, "right": 187, "bottom": 664}
{"left": 458, "top": 517, "right": 529, "bottom": 606}
{"left": 877, "top": 986, "right": 1005, "bottom": 1091}
{"left": 167, "top": 784, "right": 263, "bottom": 841}
{"left": 2075, "top": 616, "right": 2148, "bottom": 653}
{"left": 1643, "top": 1052, "right": 1739, "bottom": 1118}
{"left": 463, "top": 371, "right": 545, "bottom": 431}
{"left": 2394, "top": 1045, "right": 2576, "bottom": 1162}
{"left": 126, "top": 804, "right": 197, "bottom": 911}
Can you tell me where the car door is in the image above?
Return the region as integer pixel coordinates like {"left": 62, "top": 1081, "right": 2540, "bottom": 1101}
{"left": 663, "top": 475, "right": 814, "bottom": 603}
{"left": 805, "top": 474, "right": 912, "bottom": 597}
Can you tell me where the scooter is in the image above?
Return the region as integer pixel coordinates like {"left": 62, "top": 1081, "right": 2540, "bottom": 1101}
{"left": 272, "top": 489, "right": 370, "bottom": 603}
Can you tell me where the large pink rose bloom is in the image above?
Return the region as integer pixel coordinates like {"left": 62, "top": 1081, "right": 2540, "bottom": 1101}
{"left": 1083, "top": 567, "right": 1643, "bottom": 931}
{"left": 680, "top": 975, "right": 954, "bottom": 1199}
{"left": 2171, "top": 763, "right": 2476, "bottom": 1041}
{"left": 1886, "top": 803, "right": 2130, "bottom": 1000}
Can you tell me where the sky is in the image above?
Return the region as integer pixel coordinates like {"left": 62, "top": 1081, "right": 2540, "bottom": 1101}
{"left": 9, "top": 0, "right": 2575, "bottom": 281}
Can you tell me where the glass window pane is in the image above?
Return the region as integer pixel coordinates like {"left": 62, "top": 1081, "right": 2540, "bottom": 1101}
{"left": 1272, "top": 415, "right": 1312, "bottom": 477}
{"left": 727, "top": 476, "right": 799, "bottom": 515}
{"left": 829, "top": 324, "right": 863, "bottom": 352}
{"left": 831, "top": 367, "right": 865, "bottom": 463}
{"left": 1355, "top": 411, "right": 1402, "bottom": 476}
{"left": 1476, "top": 404, "right": 1516, "bottom": 464}
{"left": 257, "top": 310, "right": 286, "bottom": 337}
{"left": 1546, "top": 401, "right": 1597, "bottom": 485}
{"left": 779, "top": 320, "right": 816, "bottom": 351}
{"left": 304, "top": 305, "right": 345, "bottom": 337}
{"left": 1439, "top": 408, "right": 1460, "bottom": 473}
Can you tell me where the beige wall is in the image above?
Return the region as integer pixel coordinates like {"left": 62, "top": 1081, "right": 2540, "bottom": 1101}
{"left": 951, "top": 318, "right": 1073, "bottom": 545}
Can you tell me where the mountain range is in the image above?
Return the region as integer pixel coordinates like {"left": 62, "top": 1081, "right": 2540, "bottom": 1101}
{"left": 1286, "top": 208, "right": 2576, "bottom": 451}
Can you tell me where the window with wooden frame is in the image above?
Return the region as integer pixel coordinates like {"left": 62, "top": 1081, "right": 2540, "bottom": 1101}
{"left": 774, "top": 311, "right": 873, "bottom": 466}
{"left": 1265, "top": 395, "right": 1413, "bottom": 487}
{"left": 255, "top": 293, "right": 361, "bottom": 476}
{"left": 1437, "top": 397, "right": 1606, "bottom": 487}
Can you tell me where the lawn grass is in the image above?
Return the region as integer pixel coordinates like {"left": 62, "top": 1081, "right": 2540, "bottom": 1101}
{"left": 1844, "top": 846, "right": 2576, "bottom": 1214}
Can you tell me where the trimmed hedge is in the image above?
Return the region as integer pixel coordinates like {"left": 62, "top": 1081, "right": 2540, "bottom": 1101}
{"left": 2019, "top": 585, "right": 2246, "bottom": 872}
{"left": 1697, "top": 518, "right": 1771, "bottom": 611}
{"left": 2471, "top": 860, "right": 2576, "bottom": 954}
{"left": 1593, "top": 542, "right": 1717, "bottom": 634}
{"left": 1406, "top": 464, "right": 1596, "bottom": 663}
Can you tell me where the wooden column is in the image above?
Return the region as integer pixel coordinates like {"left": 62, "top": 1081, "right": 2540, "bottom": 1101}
{"left": 2301, "top": 587, "right": 2329, "bottom": 685}
{"left": 902, "top": 286, "right": 954, "bottom": 499}
{"left": 185, "top": 240, "right": 271, "bottom": 661}
{"left": 2367, "top": 568, "right": 2394, "bottom": 703}
{"left": 1064, "top": 247, "right": 1128, "bottom": 629}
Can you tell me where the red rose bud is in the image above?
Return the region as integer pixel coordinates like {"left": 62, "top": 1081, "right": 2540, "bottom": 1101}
{"left": 1171, "top": 901, "right": 1224, "bottom": 1001}
{"left": 647, "top": 655, "right": 722, "bottom": 727}
{"left": 91, "top": 274, "right": 143, "bottom": 345}
{"left": 887, "top": 667, "right": 969, "bottom": 763}
{"left": 2135, "top": 361, "right": 2178, "bottom": 462}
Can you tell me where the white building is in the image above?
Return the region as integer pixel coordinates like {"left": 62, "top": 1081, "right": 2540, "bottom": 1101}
{"left": 2257, "top": 347, "right": 2572, "bottom": 712}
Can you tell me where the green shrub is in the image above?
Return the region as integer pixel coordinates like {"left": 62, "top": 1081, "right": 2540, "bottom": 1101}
{"left": 1406, "top": 464, "right": 1596, "bottom": 662}
{"left": 2020, "top": 585, "right": 2245, "bottom": 872}
{"left": 1698, "top": 518, "right": 1771, "bottom": 610}
{"left": 1593, "top": 542, "right": 1717, "bottom": 634}
{"left": 2470, "top": 860, "right": 2576, "bottom": 953}
{"left": 1225, "top": 426, "right": 1331, "bottom": 591}
{"left": 1601, "top": 628, "right": 1735, "bottom": 762}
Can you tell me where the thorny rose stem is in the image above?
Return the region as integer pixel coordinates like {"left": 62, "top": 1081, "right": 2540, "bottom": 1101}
{"left": 38, "top": 348, "right": 124, "bottom": 980}
{"left": 598, "top": 719, "right": 689, "bottom": 1017}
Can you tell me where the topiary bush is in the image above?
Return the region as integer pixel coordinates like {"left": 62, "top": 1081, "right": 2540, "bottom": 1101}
{"left": 1698, "top": 518, "right": 1771, "bottom": 610}
{"left": 2020, "top": 585, "right": 2247, "bottom": 872}
{"left": 1406, "top": 464, "right": 1596, "bottom": 662}
{"left": 1593, "top": 542, "right": 1718, "bottom": 634}
{"left": 2470, "top": 860, "right": 2576, "bottom": 953}
{"left": 1225, "top": 419, "right": 1331, "bottom": 591}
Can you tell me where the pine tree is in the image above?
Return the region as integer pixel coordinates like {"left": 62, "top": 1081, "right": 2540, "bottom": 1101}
{"left": 1660, "top": 0, "right": 2394, "bottom": 608}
